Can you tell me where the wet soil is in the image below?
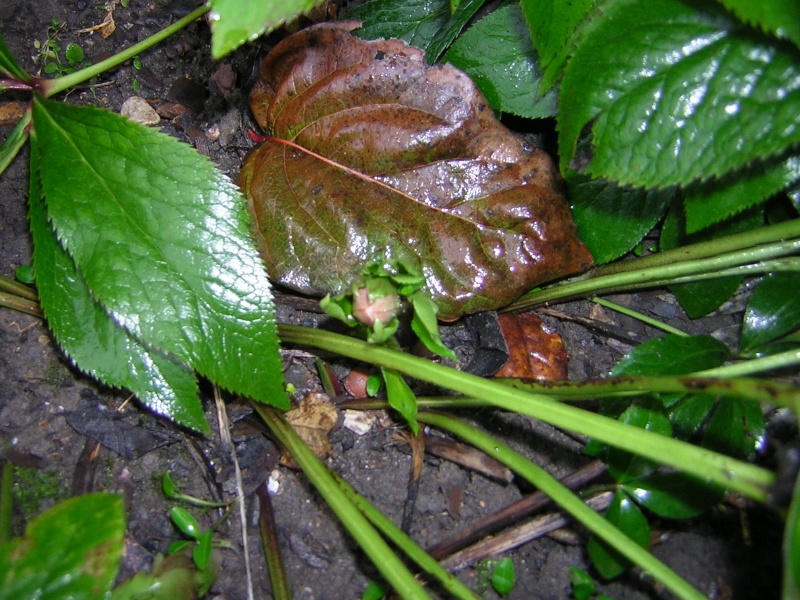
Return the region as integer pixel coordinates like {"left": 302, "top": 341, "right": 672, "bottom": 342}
{"left": 0, "top": 2, "right": 788, "bottom": 599}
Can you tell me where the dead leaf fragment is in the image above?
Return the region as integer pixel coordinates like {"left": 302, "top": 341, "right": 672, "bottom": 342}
{"left": 239, "top": 22, "right": 592, "bottom": 321}
{"left": 282, "top": 393, "right": 339, "bottom": 464}
{"left": 0, "top": 102, "right": 26, "bottom": 127}
{"left": 494, "top": 313, "right": 568, "bottom": 380}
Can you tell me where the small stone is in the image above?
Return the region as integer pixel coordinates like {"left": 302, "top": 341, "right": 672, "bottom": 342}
{"left": 120, "top": 97, "right": 160, "bottom": 126}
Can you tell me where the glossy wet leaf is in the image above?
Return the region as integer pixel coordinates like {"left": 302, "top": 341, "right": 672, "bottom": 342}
{"left": 703, "top": 397, "right": 765, "bottom": 461}
{"left": 171, "top": 507, "right": 200, "bottom": 539}
{"left": 559, "top": 0, "right": 800, "bottom": 188}
{"left": 610, "top": 334, "right": 729, "bottom": 377}
{"left": 240, "top": 23, "right": 592, "bottom": 321}
{"left": 667, "top": 393, "right": 718, "bottom": 440}
{"left": 382, "top": 368, "right": 419, "bottom": 434}
{"left": 519, "top": 0, "right": 594, "bottom": 94}
{"left": 587, "top": 489, "right": 650, "bottom": 580}
{"left": 567, "top": 174, "right": 674, "bottom": 264}
{"left": 346, "top": 0, "right": 483, "bottom": 62}
{"left": 715, "top": 0, "right": 800, "bottom": 49}
{"left": 624, "top": 472, "right": 723, "bottom": 519}
{"left": 29, "top": 134, "right": 208, "bottom": 433}
{"left": 444, "top": 3, "right": 557, "bottom": 119}
{"left": 740, "top": 272, "right": 800, "bottom": 354}
{"left": 604, "top": 400, "right": 672, "bottom": 483}
{"left": 494, "top": 312, "right": 568, "bottom": 380}
{"left": 32, "top": 97, "right": 287, "bottom": 411}
{"left": 0, "top": 493, "right": 124, "bottom": 600}
{"left": 208, "top": 0, "right": 324, "bottom": 59}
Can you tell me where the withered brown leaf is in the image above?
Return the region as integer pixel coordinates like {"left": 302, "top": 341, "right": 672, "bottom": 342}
{"left": 239, "top": 22, "right": 592, "bottom": 320}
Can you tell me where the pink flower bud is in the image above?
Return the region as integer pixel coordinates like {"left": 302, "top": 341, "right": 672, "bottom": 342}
{"left": 353, "top": 287, "right": 400, "bottom": 327}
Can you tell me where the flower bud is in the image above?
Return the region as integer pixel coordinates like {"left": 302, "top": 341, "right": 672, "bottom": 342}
{"left": 353, "top": 287, "right": 401, "bottom": 327}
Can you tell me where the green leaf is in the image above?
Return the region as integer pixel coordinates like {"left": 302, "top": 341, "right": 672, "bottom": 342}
{"left": 381, "top": 368, "right": 419, "bottom": 434}
{"left": 740, "top": 272, "right": 800, "bottom": 354}
{"left": 443, "top": 3, "right": 557, "bottom": 119}
{"left": 0, "top": 493, "right": 124, "bottom": 600}
{"left": 703, "top": 397, "right": 765, "bottom": 461}
{"left": 783, "top": 470, "right": 800, "bottom": 600}
{"left": 362, "top": 581, "right": 387, "bottom": 600}
{"left": 0, "top": 108, "right": 30, "bottom": 178}
{"left": 346, "top": 0, "right": 483, "bottom": 61}
{"left": 624, "top": 472, "right": 723, "bottom": 519}
{"left": 29, "top": 134, "right": 208, "bottom": 433}
{"left": 559, "top": 0, "right": 800, "bottom": 188}
{"left": 490, "top": 557, "right": 515, "bottom": 595}
{"left": 587, "top": 489, "right": 650, "bottom": 580}
{"left": 714, "top": 0, "right": 800, "bottom": 49}
{"left": 667, "top": 393, "right": 718, "bottom": 440}
{"left": 567, "top": 174, "right": 674, "bottom": 264}
{"left": 683, "top": 154, "right": 800, "bottom": 233}
{"left": 519, "top": 0, "right": 594, "bottom": 94}
{"left": 170, "top": 507, "right": 200, "bottom": 539}
{"left": 605, "top": 400, "right": 672, "bottom": 484}
{"left": 409, "top": 291, "right": 457, "bottom": 360}
{"left": 0, "top": 33, "right": 30, "bottom": 81}
{"left": 208, "top": 0, "right": 324, "bottom": 59}
{"left": 660, "top": 203, "right": 762, "bottom": 318}
{"left": 111, "top": 550, "right": 219, "bottom": 600}
{"left": 65, "top": 42, "right": 84, "bottom": 65}
{"left": 567, "top": 567, "right": 596, "bottom": 600}
{"left": 193, "top": 530, "right": 213, "bottom": 570}
{"left": 610, "top": 334, "right": 730, "bottom": 377}
{"left": 31, "top": 97, "right": 287, "bottom": 410}
{"left": 162, "top": 472, "right": 178, "bottom": 498}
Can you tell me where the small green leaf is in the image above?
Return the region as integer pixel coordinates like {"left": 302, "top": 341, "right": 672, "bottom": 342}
{"left": 444, "top": 3, "right": 557, "bottom": 119}
{"left": 167, "top": 540, "right": 193, "bottom": 555}
{"left": 610, "top": 334, "right": 729, "bottom": 377}
{"left": 14, "top": 265, "right": 35, "bottom": 285}
{"left": 605, "top": 400, "right": 672, "bottom": 484}
{"left": 31, "top": 97, "right": 287, "bottom": 411}
{"left": 193, "top": 530, "right": 213, "bottom": 570}
{"left": 362, "top": 581, "right": 387, "bottom": 600}
{"left": 587, "top": 489, "right": 650, "bottom": 580}
{"left": 568, "top": 567, "right": 596, "bottom": 600}
{"left": 490, "top": 557, "right": 515, "bottom": 595}
{"left": 740, "top": 273, "right": 800, "bottom": 354}
{"left": 0, "top": 493, "right": 124, "bottom": 600}
{"left": 567, "top": 174, "right": 674, "bottom": 264}
{"left": 162, "top": 472, "right": 178, "bottom": 498}
{"left": 65, "top": 42, "right": 84, "bottom": 65}
{"left": 703, "top": 397, "right": 765, "bottom": 461}
{"left": 783, "top": 470, "right": 800, "bottom": 599}
{"left": 624, "top": 472, "right": 723, "bottom": 519}
{"left": 381, "top": 368, "right": 419, "bottom": 434}
{"left": 208, "top": 0, "right": 324, "bottom": 59}
{"left": 170, "top": 507, "right": 200, "bottom": 539}
{"left": 714, "top": 0, "right": 800, "bottom": 49}
{"left": 667, "top": 394, "right": 718, "bottom": 440}
{"left": 366, "top": 374, "right": 382, "bottom": 397}
{"left": 133, "top": 56, "right": 142, "bottom": 70}
{"left": 409, "top": 292, "right": 457, "bottom": 360}
{"left": 0, "top": 33, "right": 30, "bottom": 81}
{"left": 559, "top": 0, "right": 800, "bottom": 188}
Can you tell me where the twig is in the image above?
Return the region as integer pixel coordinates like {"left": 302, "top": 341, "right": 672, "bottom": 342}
{"left": 256, "top": 480, "right": 292, "bottom": 600}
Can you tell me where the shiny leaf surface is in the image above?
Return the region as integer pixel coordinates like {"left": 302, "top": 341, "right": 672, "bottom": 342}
{"left": 32, "top": 97, "right": 287, "bottom": 410}
{"left": 240, "top": 23, "right": 592, "bottom": 321}
{"left": 703, "top": 397, "right": 765, "bottom": 461}
{"left": 587, "top": 489, "right": 650, "bottom": 580}
{"left": 625, "top": 472, "right": 723, "bottom": 519}
{"left": 740, "top": 272, "right": 800, "bottom": 354}
{"left": 0, "top": 494, "right": 124, "bottom": 600}
{"left": 559, "top": 0, "right": 800, "bottom": 188}
{"left": 609, "top": 334, "right": 729, "bottom": 377}
{"left": 714, "top": 0, "right": 800, "bottom": 49}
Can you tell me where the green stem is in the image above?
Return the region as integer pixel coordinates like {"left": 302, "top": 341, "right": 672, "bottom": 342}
{"left": 251, "top": 404, "right": 430, "bottom": 600}
{"left": 0, "top": 462, "right": 12, "bottom": 544}
{"left": 40, "top": 5, "right": 210, "bottom": 97}
{"left": 697, "top": 348, "right": 800, "bottom": 378}
{"left": 330, "top": 472, "right": 479, "bottom": 600}
{"left": 0, "top": 290, "right": 41, "bottom": 317}
{"left": 256, "top": 483, "right": 292, "bottom": 600}
{"left": 417, "top": 412, "right": 706, "bottom": 600}
{"left": 591, "top": 297, "right": 688, "bottom": 337}
{"left": 278, "top": 325, "right": 774, "bottom": 502}
{"left": 0, "top": 274, "right": 38, "bottom": 302}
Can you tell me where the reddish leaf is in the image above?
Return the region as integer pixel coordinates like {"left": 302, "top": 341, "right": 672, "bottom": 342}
{"left": 494, "top": 312, "right": 568, "bottom": 380}
{"left": 239, "top": 22, "right": 592, "bottom": 320}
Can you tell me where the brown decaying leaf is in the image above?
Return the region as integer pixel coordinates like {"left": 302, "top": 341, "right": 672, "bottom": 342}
{"left": 239, "top": 22, "right": 592, "bottom": 320}
{"left": 494, "top": 313, "right": 568, "bottom": 380}
{"left": 281, "top": 393, "right": 339, "bottom": 464}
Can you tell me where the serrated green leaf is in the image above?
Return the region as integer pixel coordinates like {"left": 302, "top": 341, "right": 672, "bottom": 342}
{"left": 610, "top": 334, "right": 729, "bottom": 377}
{"left": 0, "top": 33, "right": 30, "bottom": 81}
{"left": 29, "top": 134, "right": 208, "bottom": 433}
{"left": 0, "top": 108, "right": 30, "bottom": 178}
{"left": 519, "top": 0, "right": 594, "bottom": 94}
{"left": 783, "top": 471, "right": 800, "bottom": 599}
{"left": 381, "top": 368, "right": 419, "bottom": 434}
{"left": 714, "top": 0, "right": 800, "bottom": 49}
{"left": 740, "top": 272, "right": 800, "bottom": 354}
{"left": 0, "top": 494, "right": 124, "bottom": 600}
{"left": 346, "top": 0, "right": 483, "bottom": 61}
{"left": 31, "top": 97, "right": 287, "bottom": 410}
{"left": 661, "top": 203, "right": 761, "bottom": 318}
{"left": 208, "top": 0, "right": 323, "bottom": 59}
{"left": 624, "top": 472, "right": 723, "bottom": 519}
{"left": 684, "top": 154, "right": 800, "bottom": 233}
{"left": 587, "top": 489, "right": 650, "bottom": 580}
{"left": 703, "top": 397, "right": 765, "bottom": 461}
{"left": 567, "top": 174, "right": 674, "bottom": 264}
{"left": 444, "top": 3, "right": 557, "bottom": 119}
{"left": 559, "top": 0, "right": 800, "bottom": 188}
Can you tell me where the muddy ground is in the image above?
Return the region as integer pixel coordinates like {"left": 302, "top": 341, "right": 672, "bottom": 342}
{"left": 0, "top": 1, "right": 789, "bottom": 599}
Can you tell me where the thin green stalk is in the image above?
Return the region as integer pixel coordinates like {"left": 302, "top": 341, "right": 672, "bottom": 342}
{"left": 697, "top": 348, "right": 800, "bottom": 378}
{"left": 0, "top": 274, "right": 38, "bottom": 302}
{"left": 330, "top": 472, "right": 480, "bottom": 600}
{"left": 278, "top": 325, "right": 774, "bottom": 501}
{"left": 0, "top": 462, "right": 12, "bottom": 543}
{"left": 40, "top": 5, "right": 209, "bottom": 97}
{"left": 252, "top": 404, "right": 430, "bottom": 600}
{"left": 417, "top": 412, "right": 705, "bottom": 600}
{"left": 0, "top": 290, "right": 41, "bottom": 317}
{"left": 507, "top": 241, "right": 800, "bottom": 309}
{"left": 591, "top": 297, "right": 687, "bottom": 337}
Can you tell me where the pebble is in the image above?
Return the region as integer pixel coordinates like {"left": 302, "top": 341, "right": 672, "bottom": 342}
{"left": 120, "top": 97, "right": 160, "bottom": 126}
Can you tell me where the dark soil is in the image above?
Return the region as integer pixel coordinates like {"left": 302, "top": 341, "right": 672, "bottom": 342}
{"left": 0, "top": 2, "right": 788, "bottom": 599}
